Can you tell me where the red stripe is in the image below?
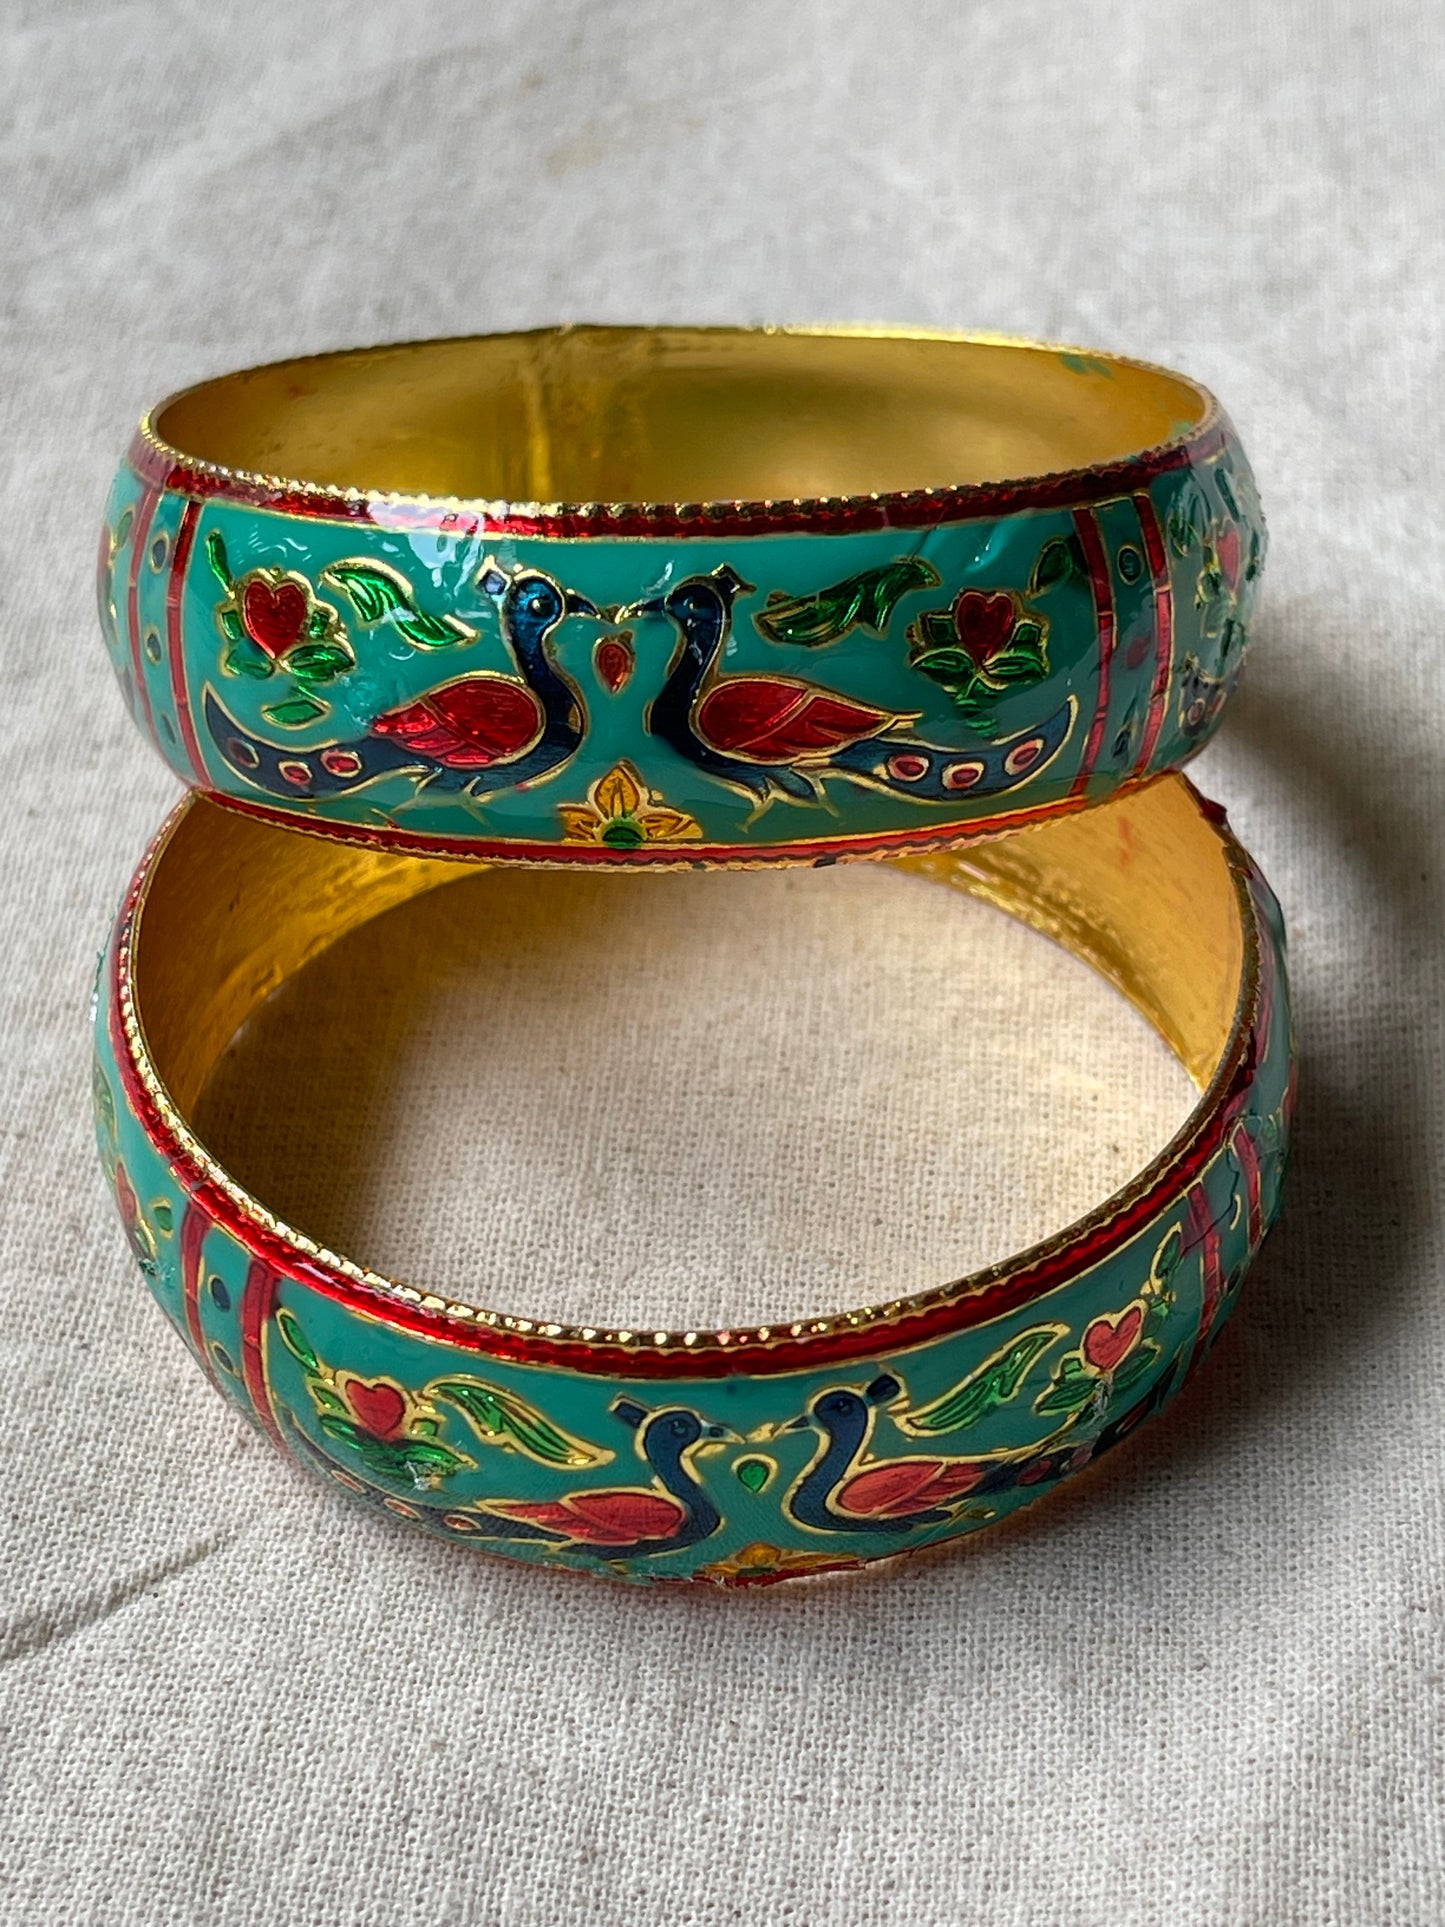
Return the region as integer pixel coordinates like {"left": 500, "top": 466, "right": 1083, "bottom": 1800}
{"left": 165, "top": 500, "right": 206, "bottom": 781}
{"left": 240, "top": 1257, "right": 286, "bottom": 1449}
{"left": 1185, "top": 1179, "right": 1226, "bottom": 1367}
{"left": 1234, "top": 1123, "right": 1264, "bottom": 1247}
{"left": 210, "top": 766, "right": 1144, "bottom": 872}
{"left": 1068, "top": 507, "right": 1116, "bottom": 800}
{"left": 125, "top": 489, "right": 160, "bottom": 739}
{"left": 1132, "top": 491, "right": 1174, "bottom": 774}
{"left": 180, "top": 1199, "right": 222, "bottom": 1389}
{"left": 126, "top": 415, "right": 1232, "bottom": 541}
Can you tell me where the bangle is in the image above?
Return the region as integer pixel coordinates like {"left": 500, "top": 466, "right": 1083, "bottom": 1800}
{"left": 93, "top": 772, "right": 1292, "bottom": 1584}
{"left": 101, "top": 327, "right": 1264, "bottom": 869}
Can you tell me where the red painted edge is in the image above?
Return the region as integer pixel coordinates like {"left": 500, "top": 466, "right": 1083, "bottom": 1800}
{"left": 165, "top": 500, "right": 206, "bottom": 781}
{"left": 1132, "top": 490, "right": 1175, "bottom": 775}
{"left": 240, "top": 1257, "right": 286, "bottom": 1449}
{"left": 1234, "top": 1122, "right": 1264, "bottom": 1248}
{"left": 1185, "top": 1178, "right": 1226, "bottom": 1371}
{"left": 125, "top": 489, "right": 160, "bottom": 739}
{"left": 1068, "top": 507, "right": 1116, "bottom": 800}
{"left": 125, "top": 415, "right": 1232, "bottom": 541}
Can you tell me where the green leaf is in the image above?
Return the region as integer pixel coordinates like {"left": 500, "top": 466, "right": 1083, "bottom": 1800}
{"left": 394, "top": 609, "right": 471, "bottom": 649}
{"left": 1166, "top": 484, "right": 1208, "bottom": 557}
{"left": 322, "top": 560, "right": 412, "bottom": 624}
{"left": 914, "top": 609, "right": 958, "bottom": 650}
{"left": 223, "top": 635, "right": 274, "bottom": 680}
{"left": 947, "top": 688, "right": 998, "bottom": 735}
{"left": 262, "top": 694, "right": 328, "bottom": 729}
{"left": 309, "top": 1383, "right": 348, "bottom": 1416}
{"left": 977, "top": 639, "right": 1047, "bottom": 686}
{"left": 306, "top": 607, "right": 333, "bottom": 638}
{"left": 1030, "top": 535, "right": 1081, "bottom": 594}
{"left": 322, "top": 560, "right": 473, "bottom": 648}
{"left": 275, "top": 1308, "right": 319, "bottom": 1372}
{"left": 430, "top": 1379, "right": 606, "bottom": 1468}
{"left": 911, "top": 645, "right": 978, "bottom": 682}
{"left": 284, "top": 639, "right": 354, "bottom": 684}
{"left": 756, "top": 557, "right": 941, "bottom": 646}
{"left": 219, "top": 606, "right": 246, "bottom": 643}
{"left": 1111, "top": 1343, "right": 1160, "bottom": 1396}
{"left": 205, "top": 530, "right": 232, "bottom": 589}
{"left": 903, "top": 1326, "right": 1064, "bottom": 1434}
{"left": 1215, "top": 468, "right": 1240, "bottom": 519}
{"left": 1153, "top": 1225, "right": 1184, "bottom": 1284}
{"left": 317, "top": 1417, "right": 468, "bottom": 1487}
{"left": 1034, "top": 1371, "right": 1100, "bottom": 1417}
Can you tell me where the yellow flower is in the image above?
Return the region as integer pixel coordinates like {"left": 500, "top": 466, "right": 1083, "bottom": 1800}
{"left": 558, "top": 761, "right": 703, "bottom": 849}
{"left": 696, "top": 1542, "right": 867, "bottom": 1585}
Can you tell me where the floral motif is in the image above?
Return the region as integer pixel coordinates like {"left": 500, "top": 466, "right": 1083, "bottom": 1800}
{"left": 557, "top": 760, "right": 703, "bottom": 848}
{"left": 1034, "top": 1226, "right": 1180, "bottom": 1417}
{"left": 275, "top": 1310, "right": 612, "bottom": 1491}
{"left": 277, "top": 1308, "right": 475, "bottom": 1490}
{"left": 696, "top": 1542, "right": 867, "bottom": 1585}
{"left": 906, "top": 587, "right": 1050, "bottom": 734}
{"left": 207, "top": 532, "right": 355, "bottom": 730}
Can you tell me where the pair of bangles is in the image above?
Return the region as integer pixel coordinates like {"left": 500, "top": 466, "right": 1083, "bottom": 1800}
{"left": 95, "top": 326, "right": 1293, "bottom": 1585}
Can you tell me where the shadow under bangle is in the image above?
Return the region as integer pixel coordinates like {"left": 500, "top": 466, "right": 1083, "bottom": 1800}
{"left": 92, "top": 772, "right": 1293, "bottom": 1585}
{"left": 100, "top": 326, "right": 1265, "bottom": 868}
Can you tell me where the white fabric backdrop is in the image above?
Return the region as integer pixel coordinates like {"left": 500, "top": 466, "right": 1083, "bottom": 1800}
{"left": 2, "top": 3, "right": 1442, "bottom": 1922}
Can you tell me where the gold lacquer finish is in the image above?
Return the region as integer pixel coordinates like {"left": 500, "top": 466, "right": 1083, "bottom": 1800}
{"left": 149, "top": 326, "right": 1212, "bottom": 506}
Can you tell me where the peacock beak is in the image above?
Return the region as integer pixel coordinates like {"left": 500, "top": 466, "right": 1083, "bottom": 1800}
{"left": 781, "top": 1412, "right": 811, "bottom": 1432}
{"left": 563, "top": 590, "right": 600, "bottom": 618}
{"left": 617, "top": 594, "right": 664, "bottom": 620}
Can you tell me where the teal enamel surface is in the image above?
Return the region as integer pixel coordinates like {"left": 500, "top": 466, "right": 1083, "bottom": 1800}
{"left": 99, "top": 422, "right": 1265, "bottom": 861}
{"left": 93, "top": 857, "right": 1292, "bottom": 1585}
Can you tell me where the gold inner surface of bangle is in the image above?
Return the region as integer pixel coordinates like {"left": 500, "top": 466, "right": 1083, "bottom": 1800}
{"left": 129, "top": 779, "right": 1248, "bottom": 1340}
{"left": 150, "top": 327, "right": 1211, "bottom": 506}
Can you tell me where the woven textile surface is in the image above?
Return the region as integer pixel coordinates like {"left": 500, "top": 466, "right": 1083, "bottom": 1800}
{"left": 2, "top": 3, "right": 1441, "bottom": 1922}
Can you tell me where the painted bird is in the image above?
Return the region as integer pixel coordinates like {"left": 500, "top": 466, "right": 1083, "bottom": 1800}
{"left": 625, "top": 566, "right": 1074, "bottom": 813}
{"left": 472, "top": 1398, "right": 735, "bottom": 1561}
{"left": 783, "top": 1376, "right": 1002, "bottom": 1535}
{"left": 205, "top": 560, "right": 596, "bottom": 803}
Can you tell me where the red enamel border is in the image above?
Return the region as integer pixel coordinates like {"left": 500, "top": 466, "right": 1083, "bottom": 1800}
{"left": 1068, "top": 507, "right": 1116, "bottom": 800}
{"left": 126, "top": 414, "right": 1232, "bottom": 542}
{"left": 180, "top": 1199, "right": 220, "bottom": 1392}
{"left": 125, "top": 488, "right": 160, "bottom": 738}
{"left": 165, "top": 500, "right": 206, "bottom": 782}
{"left": 1132, "top": 490, "right": 1175, "bottom": 775}
{"left": 105, "top": 803, "right": 1272, "bottom": 1383}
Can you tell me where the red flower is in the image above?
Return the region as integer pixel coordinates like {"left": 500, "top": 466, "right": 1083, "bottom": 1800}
{"left": 241, "top": 577, "right": 311, "bottom": 659}
{"left": 337, "top": 1374, "right": 408, "bottom": 1440}
{"left": 1081, "top": 1304, "right": 1144, "bottom": 1374}
{"left": 950, "top": 590, "right": 1018, "bottom": 671}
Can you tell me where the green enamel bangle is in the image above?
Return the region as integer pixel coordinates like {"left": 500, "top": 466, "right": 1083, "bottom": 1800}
{"left": 93, "top": 773, "right": 1293, "bottom": 1585}
{"left": 100, "top": 327, "right": 1264, "bottom": 868}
